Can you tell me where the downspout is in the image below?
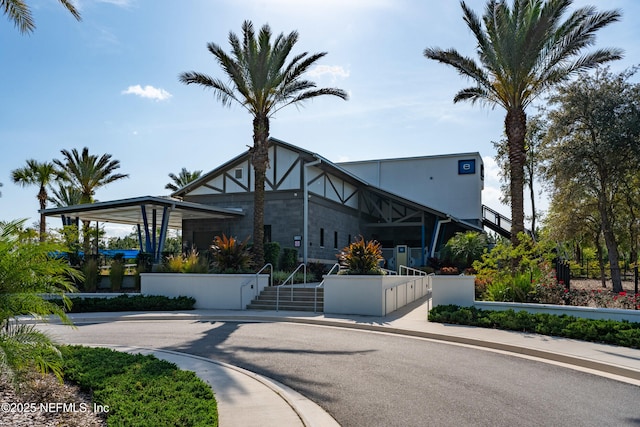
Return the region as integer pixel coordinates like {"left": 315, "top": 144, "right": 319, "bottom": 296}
{"left": 429, "top": 216, "right": 452, "bottom": 259}
{"left": 303, "top": 157, "right": 322, "bottom": 264}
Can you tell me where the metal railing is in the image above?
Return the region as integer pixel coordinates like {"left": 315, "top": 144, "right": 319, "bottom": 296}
{"left": 399, "top": 265, "right": 427, "bottom": 276}
{"left": 314, "top": 263, "right": 340, "bottom": 313}
{"left": 240, "top": 263, "right": 272, "bottom": 309}
{"left": 276, "top": 263, "right": 307, "bottom": 311}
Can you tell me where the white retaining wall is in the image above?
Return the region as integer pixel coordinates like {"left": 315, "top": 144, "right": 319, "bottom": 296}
{"left": 427, "top": 274, "right": 640, "bottom": 323}
{"left": 475, "top": 301, "right": 640, "bottom": 323}
{"left": 141, "top": 273, "right": 268, "bottom": 310}
{"left": 324, "top": 274, "right": 430, "bottom": 316}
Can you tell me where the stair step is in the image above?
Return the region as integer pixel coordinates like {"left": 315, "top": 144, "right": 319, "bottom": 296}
{"left": 247, "top": 286, "right": 324, "bottom": 312}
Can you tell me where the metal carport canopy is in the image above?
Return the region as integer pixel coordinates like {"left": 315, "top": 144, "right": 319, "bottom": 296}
{"left": 40, "top": 195, "right": 244, "bottom": 229}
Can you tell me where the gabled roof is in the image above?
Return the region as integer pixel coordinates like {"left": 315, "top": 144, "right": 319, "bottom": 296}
{"left": 41, "top": 195, "right": 243, "bottom": 229}
{"left": 172, "top": 138, "right": 483, "bottom": 233}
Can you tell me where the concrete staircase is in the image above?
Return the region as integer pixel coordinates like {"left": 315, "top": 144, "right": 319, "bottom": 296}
{"left": 247, "top": 285, "right": 323, "bottom": 312}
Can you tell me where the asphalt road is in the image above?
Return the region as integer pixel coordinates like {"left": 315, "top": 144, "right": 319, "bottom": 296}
{"left": 39, "top": 320, "right": 640, "bottom": 427}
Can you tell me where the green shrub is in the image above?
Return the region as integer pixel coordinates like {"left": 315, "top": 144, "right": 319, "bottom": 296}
{"left": 264, "top": 242, "right": 280, "bottom": 268}
{"left": 279, "top": 248, "right": 298, "bottom": 271}
{"left": 483, "top": 272, "right": 536, "bottom": 302}
{"left": 81, "top": 258, "right": 99, "bottom": 292}
{"left": 337, "top": 236, "right": 384, "bottom": 275}
{"left": 61, "top": 346, "right": 218, "bottom": 426}
{"left": 307, "top": 261, "right": 328, "bottom": 282}
{"left": 271, "top": 270, "right": 306, "bottom": 286}
{"left": 109, "top": 258, "right": 125, "bottom": 291}
{"left": 54, "top": 294, "right": 195, "bottom": 312}
{"left": 428, "top": 305, "right": 640, "bottom": 349}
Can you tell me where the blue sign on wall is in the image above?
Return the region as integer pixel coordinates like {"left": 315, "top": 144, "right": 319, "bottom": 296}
{"left": 458, "top": 159, "right": 476, "bottom": 175}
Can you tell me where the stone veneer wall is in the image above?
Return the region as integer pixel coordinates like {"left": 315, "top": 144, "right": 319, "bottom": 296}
{"left": 182, "top": 191, "right": 365, "bottom": 264}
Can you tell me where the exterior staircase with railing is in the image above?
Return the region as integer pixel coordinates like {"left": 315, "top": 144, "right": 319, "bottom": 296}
{"left": 247, "top": 285, "right": 323, "bottom": 312}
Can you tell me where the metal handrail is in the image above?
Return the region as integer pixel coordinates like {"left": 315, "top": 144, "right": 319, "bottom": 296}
{"left": 276, "top": 263, "right": 307, "bottom": 311}
{"left": 256, "top": 263, "right": 273, "bottom": 287}
{"left": 380, "top": 267, "right": 397, "bottom": 275}
{"left": 399, "top": 265, "right": 427, "bottom": 276}
{"left": 314, "top": 263, "right": 340, "bottom": 313}
{"left": 240, "top": 263, "right": 272, "bottom": 309}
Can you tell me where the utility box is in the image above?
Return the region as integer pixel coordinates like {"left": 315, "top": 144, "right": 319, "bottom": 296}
{"left": 394, "top": 245, "right": 409, "bottom": 273}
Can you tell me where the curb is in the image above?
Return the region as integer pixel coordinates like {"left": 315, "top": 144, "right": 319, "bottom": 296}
{"left": 95, "top": 345, "right": 339, "bottom": 427}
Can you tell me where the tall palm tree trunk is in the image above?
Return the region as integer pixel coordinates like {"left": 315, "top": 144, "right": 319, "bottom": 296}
{"left": 506, "top": 107, "right": 527, "bottom": 244}
{"left": 37, "top": 187, "right": 47, "bottom": 242}
{"left": 250, "top": 116, "right": 270, "bottom": 267}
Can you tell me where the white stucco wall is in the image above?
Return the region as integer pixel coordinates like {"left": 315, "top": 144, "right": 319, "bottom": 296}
{"left": 141, "top": 273, "right": 268, "bottom": 310}
{"left": 324, "top": 275, "right": 430, "bottom": 316}
{"left": 338, "top": 153, "right": 484, "bottom": 222}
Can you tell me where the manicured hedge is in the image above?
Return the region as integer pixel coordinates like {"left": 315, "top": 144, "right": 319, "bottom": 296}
{"left": 62, "top": 346, "right": 217, "bottom": 427}
{"left": 428, "top": 305, "right": 640, "bottom": 349}
{"left": 58, "top": 294, "right": 195, "bottom": 312}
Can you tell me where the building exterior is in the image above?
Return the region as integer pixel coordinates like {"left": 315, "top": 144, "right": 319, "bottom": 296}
{"left": 173, "top": 138, "right": 484, "bottom": 268}
{"left": 337, "top": 153, "right": 484, "bottom": 228}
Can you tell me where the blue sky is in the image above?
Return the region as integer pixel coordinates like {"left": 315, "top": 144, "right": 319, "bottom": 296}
{"left": 1, "top": 0, "right": 639, "bottom": 236}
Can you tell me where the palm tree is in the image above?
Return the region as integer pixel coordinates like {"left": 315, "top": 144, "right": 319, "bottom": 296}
{"left": 48, "top": 183, "right": 84, "bottom": 208}
{"left": 165, "top": 168, "right": 202, "bottom": 192}
{"left": 0, "top": 219, "right": 80, "bottom": 387}
{"left": 424, "top": 0, "right": 622, "bottom": 244}
{"left": 2, "top": 0, "right": 80, "bottom": 34}
{"left": 54, "top": 147, "right": 129, "bottom": 253}
{"left": 11, "top": 160, "right": 63, "bottom": 241}
{"left": 54, "top": 147, "right": 129, "bottom": 205}
{"left": 179, "top": 20, "right": 348, "bottom": 266}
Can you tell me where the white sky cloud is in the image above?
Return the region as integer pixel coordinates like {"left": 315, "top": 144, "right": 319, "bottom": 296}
{"left": 308, "top": 65, "right": 350, "bottom": 82}
{"left": 122, "top": 85, "right": 172, "bottom": 101}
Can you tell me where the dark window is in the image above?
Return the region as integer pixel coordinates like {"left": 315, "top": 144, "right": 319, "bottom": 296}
{"left": 348, "top": 234, "right": 352, "bottom": 245}
{"left": 234, "top": 168, "right": 243, "bottom": 179}
{"left": 334, "top": 231, "right": 338, "bottom": 249}
{"left": 264, "top": 225, "right": 272, "bottom": 243}
{"left": 320, "top": 228, "right": 325, "bottom": 247}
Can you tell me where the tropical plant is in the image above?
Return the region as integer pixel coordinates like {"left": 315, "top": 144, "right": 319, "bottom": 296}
{"left": 443, "top": 231, "right": 488, "bottom": 269}
{"left": 424, "top": 0, "right": 622, "bottom": 244}
{"left": 337, "top": 236, "right": 384, "bottom": 275}
{"left": 162, "top": 249, "right": 209, "bottom": 274}
{"left": 473, "top": 233, "right": 557, "bottom": 300}
{"left": 48, "top": 183, "right": 83, "bottom": 208}
{"left": 11, "top": 159, "right": 64, "bottom": 241}
{"left": 210, "top": 234, "right": 253, "bottom": 273}
{"left": 179, "top": 20, "right": 348, "bottom": 266}
{"left": 54, "top": 147, "right": 129, "bottom": 254}
{"left": 2, "top": 0, "right": 80, "bottom": 34}
{"left": 165, "top": 167, "right": 202, "bottom": 192}
{"left": 0, "top": 219, "right": 81, "bottom": 387}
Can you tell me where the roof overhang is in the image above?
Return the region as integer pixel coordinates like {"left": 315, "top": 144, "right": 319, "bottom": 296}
{"left": 41, "top": 195, "right": 244, "bottom": 229}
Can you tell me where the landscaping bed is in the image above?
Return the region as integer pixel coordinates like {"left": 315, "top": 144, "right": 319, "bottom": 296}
{"left": 0, "top": 346, "right": 218, "bottom": 427}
